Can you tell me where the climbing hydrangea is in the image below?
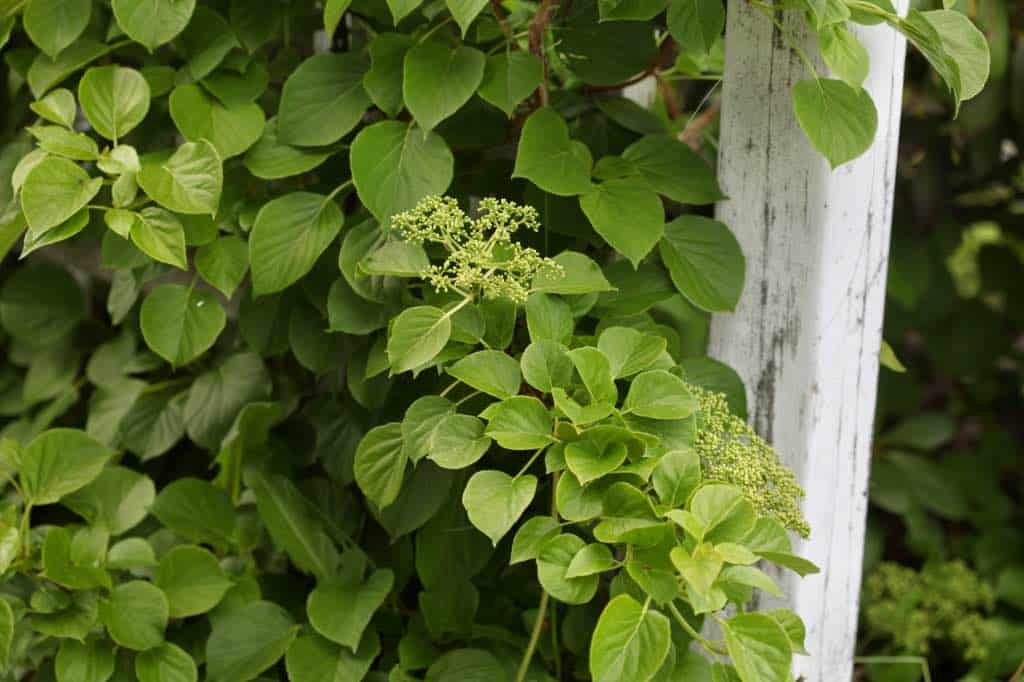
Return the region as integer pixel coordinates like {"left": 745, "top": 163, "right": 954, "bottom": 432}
{"left": 689, "top": 384, "right": 809, "bottom": 536}
{"left": 862, "top": 561, "right": 999, "bottom": 662}
{"left": 391, "top": 195, "right": 562, "bottom": 303}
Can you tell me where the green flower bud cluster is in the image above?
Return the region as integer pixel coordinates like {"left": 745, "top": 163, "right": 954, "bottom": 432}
{"left": 392, "top": 195, "right": 562, "bottom": 303}
{"left": 863, "top": 561, "right": 998, "bottom": 663}
{"left": 689, "top": 384, "right": 810, "bottom": 537}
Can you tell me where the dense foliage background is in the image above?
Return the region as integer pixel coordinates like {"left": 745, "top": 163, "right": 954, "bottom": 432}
{"left": 858, "top": 1, "right": 1024, "bottom": 680}
{"left": 0, "top": 0, "right": 999, "bottom": 679}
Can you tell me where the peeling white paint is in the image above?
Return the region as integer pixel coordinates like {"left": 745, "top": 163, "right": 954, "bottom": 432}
{"left": 710, "top": 3, "right": 908, "bottom": 680}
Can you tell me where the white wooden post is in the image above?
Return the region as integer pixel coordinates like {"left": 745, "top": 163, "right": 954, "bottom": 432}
{"left": 710, "top": 3, "right": 908, "bottom": 680}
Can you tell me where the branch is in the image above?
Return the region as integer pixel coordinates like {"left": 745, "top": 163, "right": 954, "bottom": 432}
{"left": 490, "top": 0, "right": 516, "bottom": 46}
{"left": 528, "top": 0, "right": 559, "bottom": 106}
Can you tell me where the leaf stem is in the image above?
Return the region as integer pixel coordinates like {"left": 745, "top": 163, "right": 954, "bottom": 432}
{"left": 515, "top": 591, "right": 549, "bottom": 682}
{"left": 513, "top": 447, "right": 546, "bottom": 481}
{"left": 667, "top": 602, "right": 728, "bottom": 655}
{"left": 323, "top": 179, "right": 353, "bottom": 205}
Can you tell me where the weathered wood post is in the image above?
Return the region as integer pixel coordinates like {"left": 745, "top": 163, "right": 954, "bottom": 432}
{"left": 710, "top": 2, "right": 909, "bottom": 679}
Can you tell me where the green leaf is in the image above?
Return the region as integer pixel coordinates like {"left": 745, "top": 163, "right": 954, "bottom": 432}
{"left": 0, "top": 263, "right": 84, "bottom": 343}
{"left": 525, "top": 292, "right": 574, "bottom": 344}
{"left": 537, "top": 533, "right": 599, "bottom": 604}
{"left": 308, "top": 569, "right": 394, "bottom": 648}
{"left": 521, "top": 340, "right": 573, "bottom": 393}
{"left": 652, "top": 448, "right": 701, "bottom": 507}
{"left": 20, "top": 156, "right": 102, "bottom": 234}
{"left": 721, "top": 565, "right": 782, "bottom": 597}
{"left": 559, "top": 1, "right": 657, "bottom": 85}
{"left": 402, "top": 396, "right": 455, "bottom": 462}
{"left": 140, "top": 284, "right": 226, "bottom": 366}
{"left": 250, "top": 471, "right": 341, "bottom": 580}
{"left": 568, "top": 346, "right": 618, "bottom": 405}
{"left": 154, "top": 545, "right": 233, "bottom": 617}
{"left": 478, "top": 51, "right": 543, "bottom": 117}
{"left": 533, "top": 251, "right": 614, "bottom": 295}
{"left": 387, "top": 305, "right": 452, "bottom": 373}
{"left": 361, "top": 240, "right": 430, "bottom": 277}
{"left": 689, "top": 484, "right": 756, "bottom": 543}
{"left": 55, "top": 638, "right": 115, "bottom": 682}
{"left": 169, "top": 84, "right": 265, "bottom": 159}
{"left": 764, "top": 609, "right": 808, "bottom": 655}
{"left": 425, "top": 649, "right": 505, "bottom": 681}
{"left": 921, "top": 9, "right": 990, "bottom": 101}
{"left": 286, "top": 631, "right": 381, "bottom": 682}
{"left": 447, "top": 350, "right": 521, "bottom": 399}
{"left": 112, "top": 0, "right": 196, "bottom": 50}
{"left": 99, "top": 580, "right": 169, "bottom": 651}
{"left": 660, "top": 214, "right": 745, "bottom": 312}
{"left": 178, "top": 6, "right": 237, "bottom": 80}
{"left": 129, "top": 207, "right": 187, "bottom": 269}
{"left": 28, "top": 125, "right": 99, "bottom": 160}
{"left": 623, "top": 370, "right": 696, "bottom": 419}
{"left": 78, "top": 66, "right": 150, "bottom": 141}
{"left": 135, "top": 642, "right": 198, "bottom": 682}
{"left": 565, "top": 543, "right": 616, "bottom": 578}
{"left": 278, "top": 53, "right": 370, "bottom": 146}
{"left": 899, "top": 10, "right": 962, "bottom": 105}
{"left": 354, "top": 423, "right": 407, "bottom": 508}
{"left": 621, "top": 135, "right": 724, "bottom": 204}
{"left": 196, "top": 235, "right": 249, "bottom": 298}
{"left": 120, "top": 386, "right": 188, "bottom": 460}
{"left": 445, "top": 0, "right": 488, "bottom": 34}
{"left": 243, "top": 118, "right": 334, "bottom": 180}
{"left": 791, "top": 77, "right": 878, "bottom": 169}
{"left": 722, "top": 613, "right": 792, "bottom": 682}
{"left": 27, "top": 38, "right": 112, "bottom": 99}
{"left": 63, "top": 466, "right": 155, "bottom": 534}
{"left": 510, "top": 516, "right": 560, "bottom": 564}
{"left": 879, "top": 339, "right": 906, "bottom": 373}
{"left": 0, "top": 599, "right": 12, "bottom": 670}
{"left": 580, "top": 178, "right": 664, "bottom": 267}
{"left": 429, "top": 414, "right": 491, "bottom": 469}
{"left": 42, "top": 526, "right": 109, "bottom": 590}
{"left": 564, "top": 432, "right": 629, "bottom": 485}
{"left": 364, "top": 33, "right": 413, "bottom": 117}
{"left": 593, "top": 482, "right": 665, "bottom": 546}
{"left": 513, "top": 108, "right": 593, "bottom": 196}
{"left": 324, "top": 0, "right": 353, "bottom": 35}
{"left": 597, "top": 326, "right": 666, "bottom": 378}
{"left": 818, "top": 24, "right": 870, "bottom": 87}
{"left": 107, "top": 538, "right": 157, "bottom": 570}
{"left": 666, "top": 0, "right": 723, "bottom": 54}
{"left": 138, "top": 140, "right": 223, "bottom": 215}
{"left": 206, "top": 601, "right": 297, "bottom": 682}
{"left": 24, "top": 0, "right": 91, "bottom": 58}
{"left": 151, "top": 477, "right": 236, "bottom": 547}
{"left": 462, "top": 470, "right": 536, "bottom": 545}
{"left": 351, "top": 121, "right": 454, "bottom": 222}
{"left": 250, "top": 192, "right": 344, "bottom": 296}
{"left": 805, "top": 0, "right": 850, "bottom": 28}
{"left": 30, "top": 88, "right": 77, "bottom": 128}
{"left": 481, "top": 396, "right": 554, "bottom": 450}
{"left": 589, "top": 594, "right": 671, "bottom": 682}
{"left": 20, "top": 428, "right": 112, "bottom": 505}
{"left": 403, "top": 42, "right": 485, "bottom": 132}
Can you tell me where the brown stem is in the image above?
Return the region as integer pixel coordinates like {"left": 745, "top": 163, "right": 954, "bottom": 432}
{"left": 584, "top": 69, "right": 655, "bottom": 93}
{"left": 679, "top": 100, "right": 720, "bottom": 150}
{"left": 528, "top": 0, "right": 559, "bottom": 106}
{"left": 490, "top": 0, "right": 516, "bottom": 45}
